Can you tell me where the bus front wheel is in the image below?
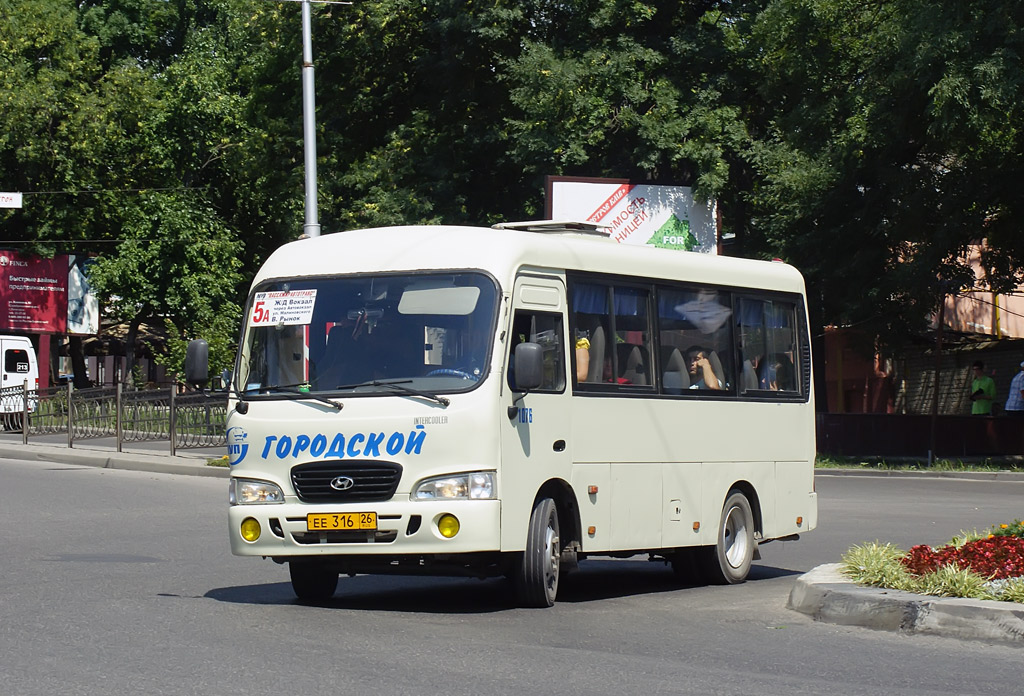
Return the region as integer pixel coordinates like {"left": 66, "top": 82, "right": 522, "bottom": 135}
{"left": 289, "top": 561, "right": 339, "bottom": 601}
{"left": 515, "top": 497, "right": 560, "bottom": 607}
{"left": 700, "top": 490, "right": 755, "bottom": 585}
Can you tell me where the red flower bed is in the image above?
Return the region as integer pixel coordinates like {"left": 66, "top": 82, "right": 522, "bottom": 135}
{"left": 902, "top": 535, "right": 1024, "bottom": 580}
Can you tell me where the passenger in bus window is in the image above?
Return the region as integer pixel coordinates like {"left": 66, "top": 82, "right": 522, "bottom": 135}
{"left": 685, "top": 347, "right": 723, "bottom": 390}
{"left": 601, "top": 355, "right": 632, "bottom": 384}
{"left": 772, "top": 354, "right": 795, "bottom": 391}
{"left": 574, "top": 332, "right": 590, "bottom": 382}
{"left": 747, "top": 353, "right": 775, "bottom": 390}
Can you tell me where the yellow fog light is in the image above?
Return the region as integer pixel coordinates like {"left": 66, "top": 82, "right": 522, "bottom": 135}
{"left": 437, "top": 514, "right": 460, "bottom": 539}
{"left": 240, "top": 517, "right": 261, "bottom": 542}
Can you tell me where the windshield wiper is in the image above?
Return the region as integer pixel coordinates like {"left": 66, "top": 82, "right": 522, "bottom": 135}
{"left": 241, "top": 383, "right": 343, "bottom": 410}
{"left": 335, "top": 379, "right": 449, "bottom": 407}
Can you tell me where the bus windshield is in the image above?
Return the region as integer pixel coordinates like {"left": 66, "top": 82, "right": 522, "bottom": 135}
{"left": 238, "top": 272, "right": 499, "bottom": 397}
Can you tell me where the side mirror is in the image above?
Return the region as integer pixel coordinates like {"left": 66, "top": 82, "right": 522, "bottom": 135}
{"left": 512, "top": 342, "right": 544, "bottom": 392}
{"left": 184, "top": 339, "right": 209, "bottom": 387}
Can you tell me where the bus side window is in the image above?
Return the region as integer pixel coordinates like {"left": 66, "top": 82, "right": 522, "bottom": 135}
{"left": 658, "top": 286, "right": 734, "bottom": 393}
{"left": 737, "top": 298, "right": 799, "bottom": 394}
{"left": 507, "top": 311, "right": 566, "bottom": 392}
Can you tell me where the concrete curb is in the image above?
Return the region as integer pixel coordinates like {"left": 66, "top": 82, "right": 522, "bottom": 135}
{"left": 788, "top": 563, "right": 1024, "bottom": 644}
{"left": 0, "top": 442, "right": 230, "bottom": 479}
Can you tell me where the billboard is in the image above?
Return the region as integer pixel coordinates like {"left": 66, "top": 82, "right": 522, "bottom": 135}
{"left": 0, "top": 251, "right": 98, "bottom": 334}
{"left": 0, "top": 251, "right": 68, "bottom": 333}
{"left": 547, "top": 177, "right": 719, "bottom": 254}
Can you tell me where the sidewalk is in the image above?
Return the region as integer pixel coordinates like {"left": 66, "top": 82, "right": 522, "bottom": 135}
{"left": 0, "top": 433, "right": 228, "bottom": 478}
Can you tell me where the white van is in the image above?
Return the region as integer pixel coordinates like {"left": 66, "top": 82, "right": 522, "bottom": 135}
{"left": 188, "top": 222, "right": 817, "bottom": 606}
{"left": 0, "top": 335, "right": 39, "bottom": 429}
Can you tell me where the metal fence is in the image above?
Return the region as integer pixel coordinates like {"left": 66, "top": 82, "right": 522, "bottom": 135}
{"left": 0, "top": 382, "right": 226, "bottom": 454}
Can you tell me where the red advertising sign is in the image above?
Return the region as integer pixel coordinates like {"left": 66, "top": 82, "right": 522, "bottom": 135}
{"left": 0, "top": 251, "right": 68, "bottom": 333}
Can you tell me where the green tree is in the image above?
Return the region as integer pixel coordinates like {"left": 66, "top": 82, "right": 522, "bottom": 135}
{"left": 741, "top": 0, "right": 1024, "bottom": 344}
{"left": 1, "top": 0, "right": 256, "bottom": 383}
{"left": 86, "top": 194, "right": 242, "bottom": 382}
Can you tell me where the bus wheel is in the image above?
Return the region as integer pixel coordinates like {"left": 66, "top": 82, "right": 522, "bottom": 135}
{"left": 701, "top": 490, "right": 755, "bottom": 585}
{"left": 289, "top": 561, "right": 339, "bottom": 601}
{"left": 515, "top": 498, "right": 560, "bottom": 607}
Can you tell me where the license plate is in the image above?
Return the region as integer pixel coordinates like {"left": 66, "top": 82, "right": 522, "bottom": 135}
{"left": 306, "top": 512, "right": 377, "bottom": 531}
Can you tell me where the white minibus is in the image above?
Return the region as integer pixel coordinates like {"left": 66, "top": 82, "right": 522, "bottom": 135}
{"left": 191, "top": 221, "right": 817, "bottom": 606}
{"left": 0, "top": 335, "right": 39, "bottom": 431}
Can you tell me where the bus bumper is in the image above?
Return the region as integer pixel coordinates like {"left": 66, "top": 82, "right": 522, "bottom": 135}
{"left": 228, "top": 499, "right": 502, "bottom": 558}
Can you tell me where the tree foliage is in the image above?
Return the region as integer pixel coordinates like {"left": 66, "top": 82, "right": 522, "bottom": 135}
{"left": 4, "top": 0, "right": 1024, "bottom": 379}
{"left": 742, "top": 0, "right": 1024, "bottom": 342}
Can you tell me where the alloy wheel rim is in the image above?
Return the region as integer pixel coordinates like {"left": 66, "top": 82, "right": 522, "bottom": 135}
{"left": 723, "top": 504, "right": 749, "bottom": 568}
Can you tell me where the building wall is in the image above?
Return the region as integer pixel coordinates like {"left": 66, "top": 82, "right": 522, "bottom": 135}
{"left": 822, "top": 329, "right": 895, "bottom": 413}
{"left": 823, "top": 328, "right": 1024, "bottom": 415}
{"left": 943, "top": 244, "right": 1024, "bottom": 339}
{"left": 895, "top": 342, "right": 1024, "bottom": 415}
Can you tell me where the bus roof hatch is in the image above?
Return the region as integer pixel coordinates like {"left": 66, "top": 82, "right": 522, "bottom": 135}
{"left": 492, "top": 220, "right": 612, "bottom": 237}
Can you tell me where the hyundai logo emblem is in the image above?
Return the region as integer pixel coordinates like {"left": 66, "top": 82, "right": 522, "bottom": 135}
{"left": 330, "top": 476, "right": 355, "bottom": 491}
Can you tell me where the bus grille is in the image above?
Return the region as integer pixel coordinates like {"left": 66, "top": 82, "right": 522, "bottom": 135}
{"left": 291, "top": 461, "right": 402, "bottom": 503}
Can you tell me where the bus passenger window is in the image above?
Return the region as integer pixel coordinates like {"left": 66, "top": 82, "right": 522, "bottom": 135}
{"left": 737, "top": 298, "right": 799, "bottom": 394}
{"left": 657, "top": 286, "right": 733, "bottom": 393}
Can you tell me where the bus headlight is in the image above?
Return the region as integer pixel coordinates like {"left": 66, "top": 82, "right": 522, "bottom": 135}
{"left": 230, "top": 478, "right": 285, "bottom": 505}
{"left": 413, "top": 472, "right": 495, "bottom": 500}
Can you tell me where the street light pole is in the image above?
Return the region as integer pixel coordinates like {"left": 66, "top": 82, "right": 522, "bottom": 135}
{"left": 300, "top": 0, "right": 320, "bottom": 238}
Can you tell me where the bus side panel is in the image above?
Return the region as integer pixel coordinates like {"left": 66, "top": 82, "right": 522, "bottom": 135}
{"left": 775, "top": 460, "right": 817, "bottom": 536}
{"left": 571, "top": 463, "right": 610, "bottom": 551}
{"left": 661, "top": 462, "right": 703, "bottom": 548}
{"left": 609, "top": 463, "right": 662, "bottom": 551}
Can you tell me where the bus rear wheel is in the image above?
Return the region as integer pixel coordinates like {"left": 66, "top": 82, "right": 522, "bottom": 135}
{"left": 289, "top": 561, "right": 339, "bottom": 601}
{"left": 700, "top": 490, "right": 755, "bottom": 585}
{"left": 515, "top": 497, "right": 560, "bottom": 607}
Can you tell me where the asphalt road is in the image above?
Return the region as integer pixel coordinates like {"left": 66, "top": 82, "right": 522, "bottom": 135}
{"left": 1, "top": 459, "right": 1021, "bottom": 695}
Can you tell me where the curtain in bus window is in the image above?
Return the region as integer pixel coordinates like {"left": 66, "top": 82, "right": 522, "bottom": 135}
{"left": 672, "top": 290, "right": 731, "bottom": 334}
{"left": 613, "top": 287, "right": 645, "bottom": 316}
{"left": 572, "top": 283, "right": 609, "bottom": 314}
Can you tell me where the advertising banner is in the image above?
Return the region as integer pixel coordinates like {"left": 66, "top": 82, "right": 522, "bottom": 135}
{"left": 67, "top": 255, "right": 100, "bottom": 335}
{"left": 0, "top": 192, "right": 23, "bottom": 209}
{"left": 0, "top": 251, "right": 69, "bottom": 333}
{"left": 547, "top": 177, "right": 718, "bottom": 254}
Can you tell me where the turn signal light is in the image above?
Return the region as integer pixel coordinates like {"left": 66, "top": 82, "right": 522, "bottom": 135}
{"left": 796, "top": 516, "right": 803, "bottom": 526}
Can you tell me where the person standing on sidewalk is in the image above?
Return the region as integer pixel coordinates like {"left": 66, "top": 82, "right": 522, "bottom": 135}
{"left": 969, "top": 360, "right": 996, "bottom": 415}
{"left": 1005, "top": 361, "right": 1024, "bottom": 417}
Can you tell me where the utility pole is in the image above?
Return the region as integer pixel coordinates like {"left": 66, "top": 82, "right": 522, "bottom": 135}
{"left": 295, "top": 0, "right": 351, "bottom": 238}
{"left": 300, "top": 0, "right": 320, "bottom": 238}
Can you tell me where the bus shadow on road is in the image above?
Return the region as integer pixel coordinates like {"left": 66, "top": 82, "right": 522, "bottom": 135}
{"left": 203, "top": 561, "right": 803, "bottom": 613}
{"left": 555, "top": 560, "right": 802, "bottom": 603}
